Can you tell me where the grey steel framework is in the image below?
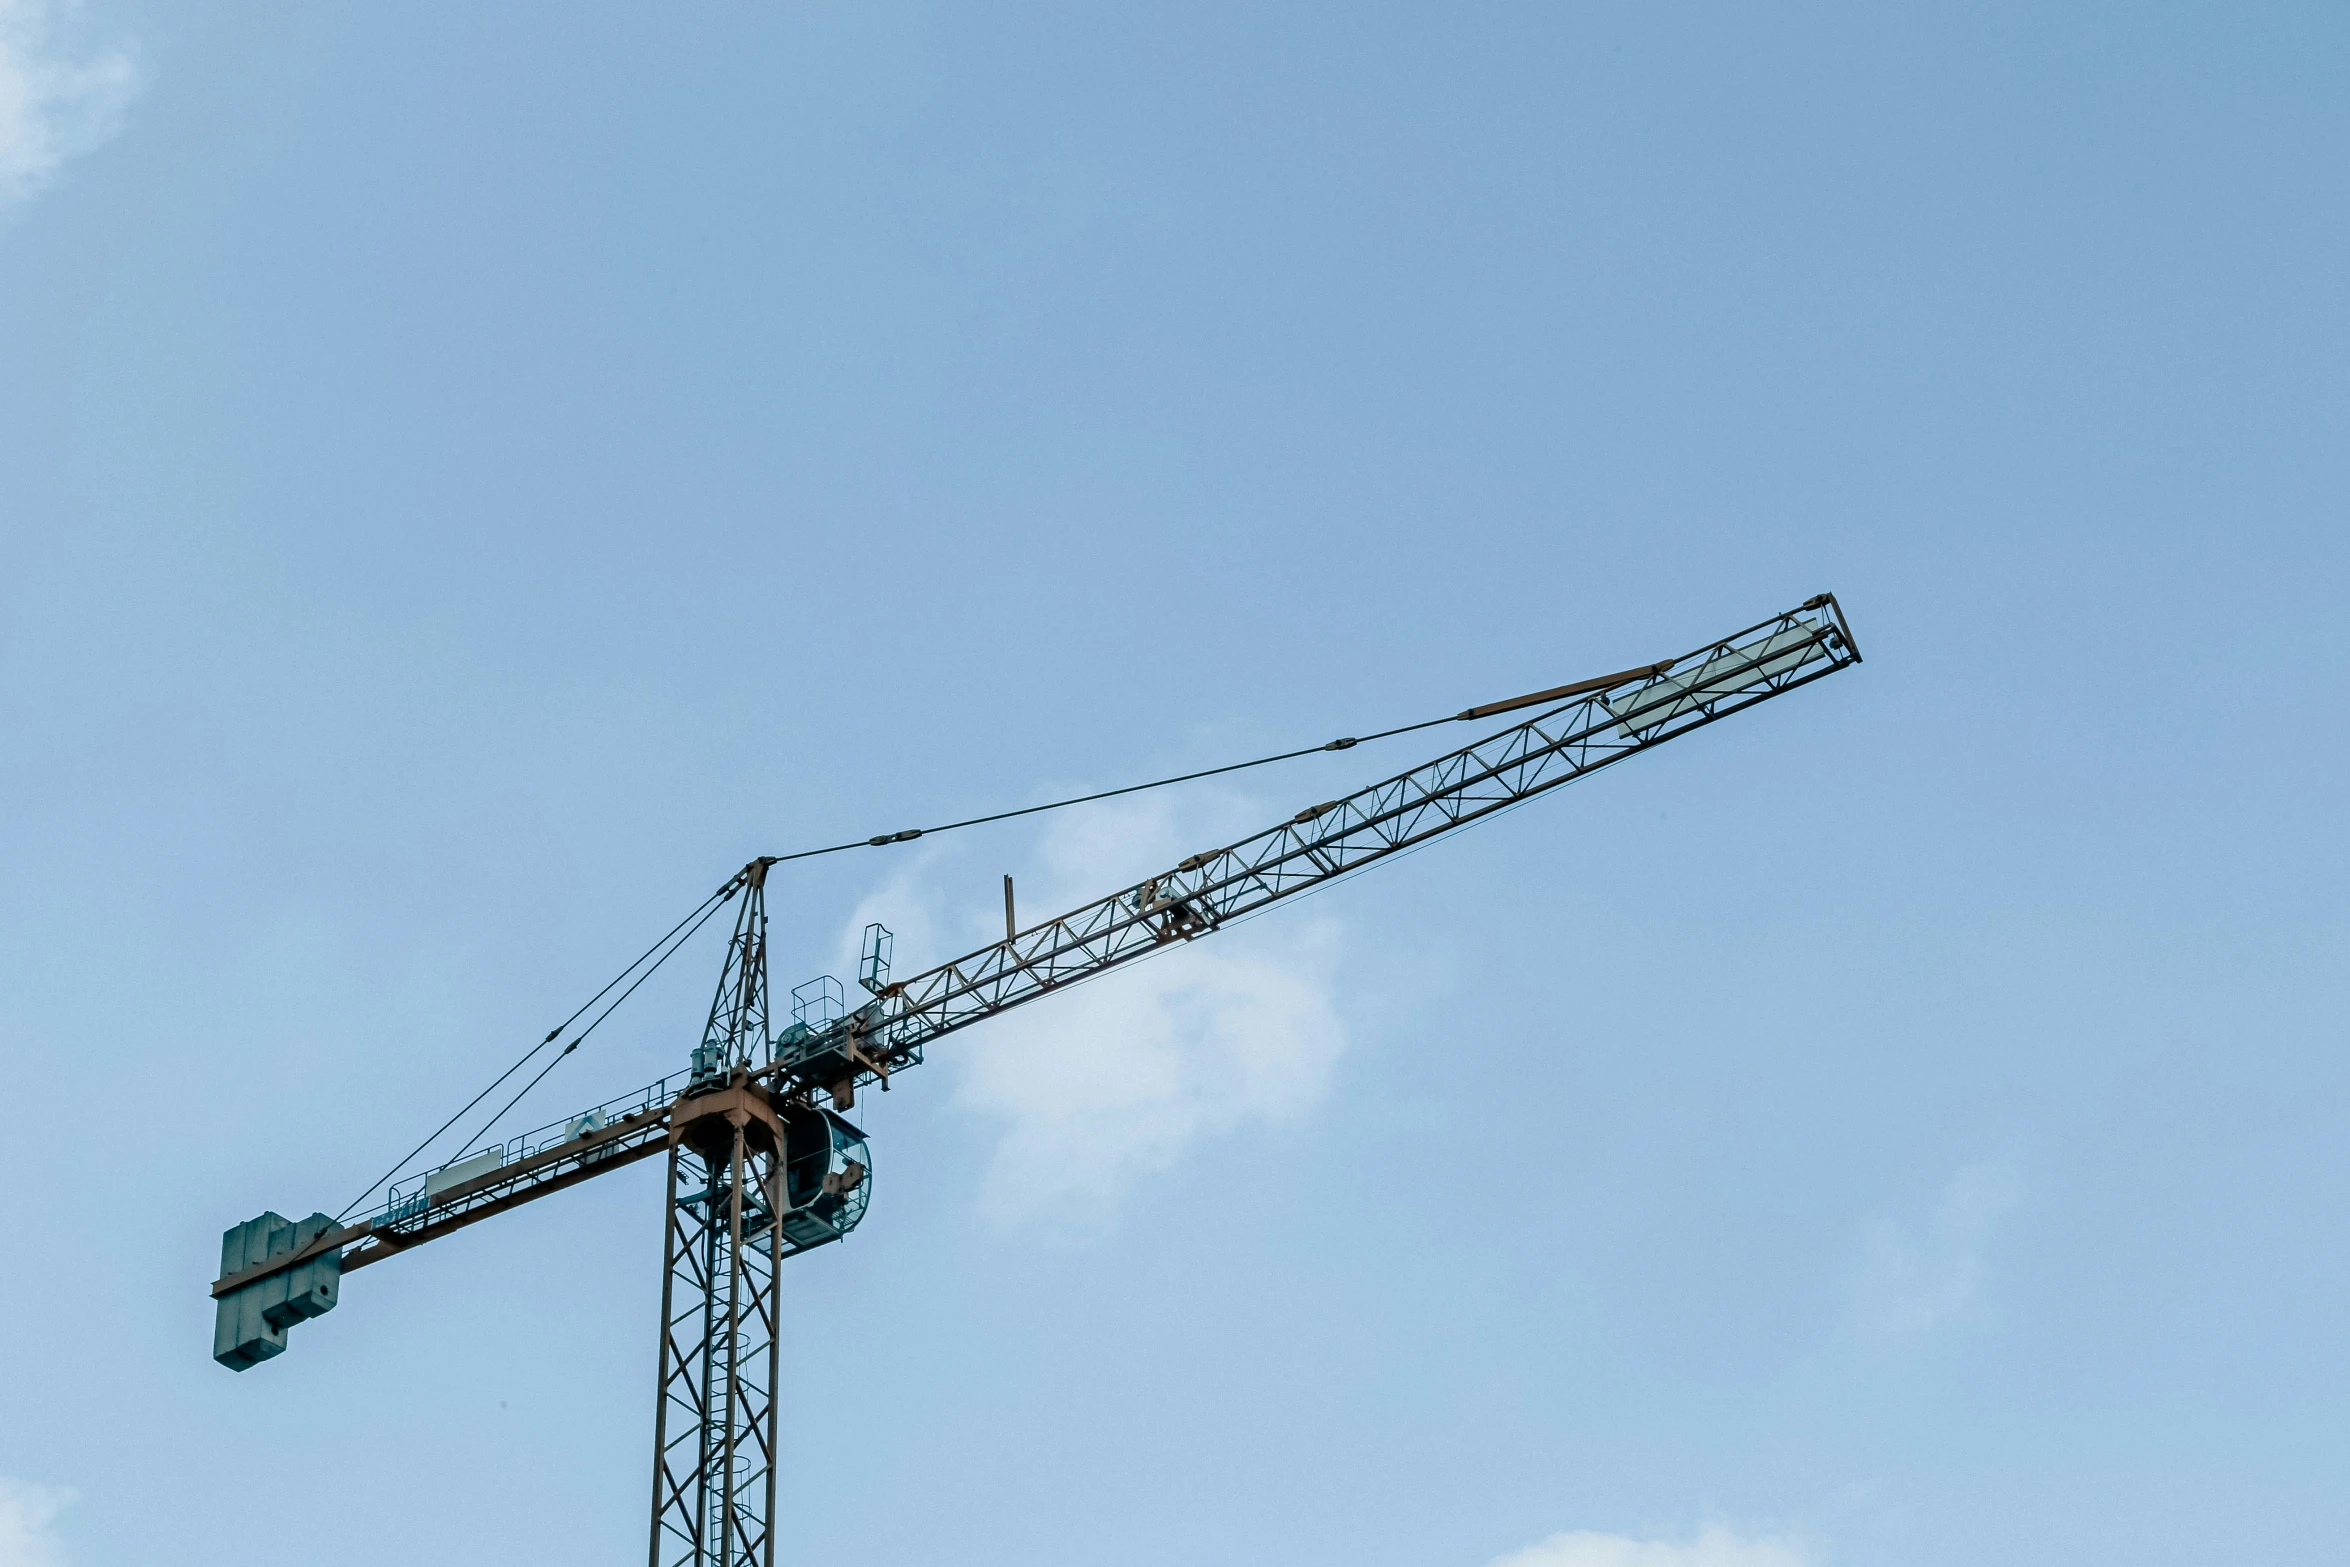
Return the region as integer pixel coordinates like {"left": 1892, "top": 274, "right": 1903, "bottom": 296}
{"left": 649, "top": 865, "right": 785, "bottom": 1567}
{"left": 206, "top": 593, "right": 1862, "bottom": 1567}
{"left": 652, "top": 1086, "right": 783, "bottom": 1567}
{"left": 774, "top": 593, "right": 1862, "bottom": 1103}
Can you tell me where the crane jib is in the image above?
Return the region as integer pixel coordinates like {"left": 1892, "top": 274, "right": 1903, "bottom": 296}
{"left": 775, "top": 593, "right": 1861, "bottom": 1097}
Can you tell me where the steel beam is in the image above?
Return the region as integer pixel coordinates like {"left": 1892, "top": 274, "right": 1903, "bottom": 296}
{"left": 773, "top": 593, "right": 1862, "bottom": 1099}
{"left": 649, "top": 1084, "right": 784, "bottom": 1567}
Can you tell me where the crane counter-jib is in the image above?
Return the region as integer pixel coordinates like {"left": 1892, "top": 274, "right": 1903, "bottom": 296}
{"left": 209, "top": 592, "right": 1860, "bottom": 1376}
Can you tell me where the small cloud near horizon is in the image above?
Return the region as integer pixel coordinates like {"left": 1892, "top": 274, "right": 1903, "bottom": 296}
{"left": 1485, "top": 1524, "right": 1814, "bottom": 1567}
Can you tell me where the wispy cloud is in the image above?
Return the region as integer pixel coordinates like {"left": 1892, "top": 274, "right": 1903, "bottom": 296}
{"left": 839, "top": 794, "right": 1346, "bottom": 1232}
{"left": 953, "top": 914, "right": 1341, "bottom": 1229}
{"left": 1485, "top": 1525, "right": 1814, "bottom": 1567}
{"left": 0, "top": 0, "right": 138, "bottom": 203}
{"left": 0, "top": 1478, "right": 73, "bottom": 1567}
{"left": 1851, "top": 1158, "right": 2025, "bottom": 1335}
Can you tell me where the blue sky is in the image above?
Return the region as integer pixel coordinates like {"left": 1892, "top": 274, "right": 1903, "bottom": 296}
{"left": 2, "top": 4, "right": 2345, "bottom": 1564}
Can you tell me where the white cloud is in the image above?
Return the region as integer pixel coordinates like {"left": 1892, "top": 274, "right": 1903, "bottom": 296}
{"left": 0, "top": 0, "right": 138, "bottom": 202}
{"left": 839, "top": 794, "right": 1346, "bottom": 1231}
{"left": 955, "top": 913, "right": 1341, "bottom": 1228}
{"left": 1486, "top": 1525, "right": 1814, "bottom": 1567}
{"left": 1852, "top": 1158, "right": 2025, "bottom": 1335}
{"left": 0, "top": 1479, "right": 73, "bottom": 1567}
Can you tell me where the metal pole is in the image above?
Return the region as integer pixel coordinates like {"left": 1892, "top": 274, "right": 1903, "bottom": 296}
{"left": 695, "top": 1162, "right": 718, "bottom": 1564}
{"left": 720, "top": 1125, "right": 746, "bottom": 1565}
{"left": 647, "top": 1145, "right": 684, "bottom": 1567}
{"left": 760, "top": 1174, "right": 781, "bottom": 1566}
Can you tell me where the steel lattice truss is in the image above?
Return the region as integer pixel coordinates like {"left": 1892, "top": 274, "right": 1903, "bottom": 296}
{"left": 777, "top": 594, "right": 1861, "bottom": 1100}
{"left": 650, "top": 1130, "right": 782, "bottom": 1567}
{"left": 705, "top": 886, "right": 775, "bottom": 1076}
{"left": 650, "top": 863, "right": 785, "bottom": 1567}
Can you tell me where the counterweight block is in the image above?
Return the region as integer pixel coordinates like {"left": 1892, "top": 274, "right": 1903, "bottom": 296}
{"left": 213, "top": 1211, "right": 341, "bottom": 1370}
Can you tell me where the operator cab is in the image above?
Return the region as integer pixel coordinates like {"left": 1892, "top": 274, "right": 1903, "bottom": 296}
{"left": 761, "top": 1105, "right": 871, "bottom": 1255}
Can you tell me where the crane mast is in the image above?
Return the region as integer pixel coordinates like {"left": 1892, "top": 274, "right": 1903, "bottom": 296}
{"left": 208, "top": 594, "right": 1861, "bottom": 1567}
{"left": 651, "top": 866, "right": 786, "bottom": 1565}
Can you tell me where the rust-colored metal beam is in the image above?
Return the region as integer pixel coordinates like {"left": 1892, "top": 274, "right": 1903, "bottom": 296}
{"left": 210, "top": 1101, "right": 676, "bottom": 1296}
{"left": 207, "top": 1222, "right": 371, "bottom": 1299}
{"left": 1453, "top": 662, "right": 1675, "bottom": 721}
{"left": 341, "top": 1133, "right": 670, "bottom": 1273}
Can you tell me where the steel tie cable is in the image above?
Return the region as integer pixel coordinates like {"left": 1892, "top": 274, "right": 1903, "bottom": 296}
{"left": 447, "top": 887, "right": 741, "bottom": 1163}
{"left": 332, "top": 877, "right": 739, "bottom": 1222}
{"left": 345, "top": 670, "right": 1655, "bottom": 1221}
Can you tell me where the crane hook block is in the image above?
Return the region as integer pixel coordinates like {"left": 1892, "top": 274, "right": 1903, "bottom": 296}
{"left": 213, "top": 1211, "right": 341, "bottom": 1371}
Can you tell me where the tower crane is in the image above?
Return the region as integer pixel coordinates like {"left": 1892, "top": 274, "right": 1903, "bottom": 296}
{"left": 209, "top": 594, "right": 1861, "bottom": 1566}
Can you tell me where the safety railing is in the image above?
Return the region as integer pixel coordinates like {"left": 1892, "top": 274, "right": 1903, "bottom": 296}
{"left": 371, "top": 1069, "right": 693, "bottom": 1227}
